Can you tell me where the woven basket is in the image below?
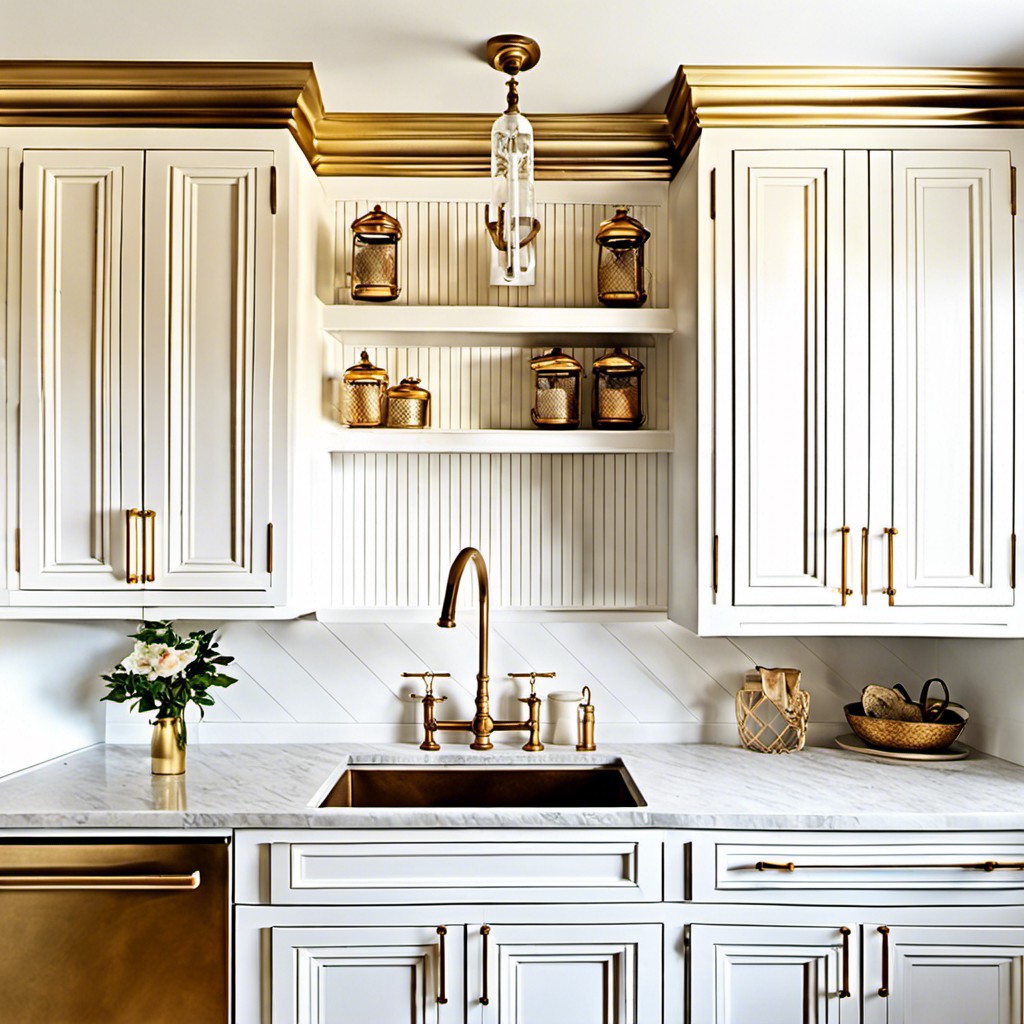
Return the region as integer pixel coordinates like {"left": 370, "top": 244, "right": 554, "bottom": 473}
{"left": 736, "top": 671, "right": 810, "bottom": 754}
{"left": 844, "top": 702, "right": 967, "bottom": 752}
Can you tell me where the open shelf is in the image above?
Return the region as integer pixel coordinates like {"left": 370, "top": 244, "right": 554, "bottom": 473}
{"left": 321, "top": 303, "right": 675, "bottom": 335}
{"left": 324, "top": 426, "right": 674, "bottom": 454}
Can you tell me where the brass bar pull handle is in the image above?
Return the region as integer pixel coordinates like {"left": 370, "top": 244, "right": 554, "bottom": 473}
{"left": 436, "top": 925, "right": 448, "bottom": 1005}
{"left": 980, "top": 861, "right": 1024, "bottom": 871}
{"left": 839, "top": 526, "right": 852, "bottom": 605}
{"left": 142, "top": 509, "right": 156, "bottom": 583}
{"left": 125, "top": 508, "right": 142, "bottom": 584}
{"left": 861, "top": 527, "right": 869, "bottom": 605}
{"left": 754, "top": 861, "right": 796, "bottom": 872}
{"left": 0, "top": 870, "right": 200, "bottom": 890}
{"left": 883, "top": 527, "right": 898, "bottom": 605}
{"left": 481, "top": 924, "right": 491, "bottom": 1005}
{"left": 878, "top": 925, "right": 890, "bottom": 997}
{"left": 839, "top": 926, "right": 851, "bottom": 998}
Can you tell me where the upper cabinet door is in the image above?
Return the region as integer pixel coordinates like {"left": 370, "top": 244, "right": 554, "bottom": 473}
{"left": 19, "top": 151, "right": 145, "bottom": 591}
{"left": 142, "top": 151, "right": 275, "bottom": 593}
{"left": 889, "top": 151, "right": 1015, "bottom": 608}
{"left": 732, "top": 151, "right": 847, "bottom": 607}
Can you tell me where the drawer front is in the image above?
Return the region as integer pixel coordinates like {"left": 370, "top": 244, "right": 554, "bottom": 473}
{"left": 677, "top": 831, "right": 1024, "bottom": 906}
{"left": 239, "top": 829, "right": 663, "bottom": 906}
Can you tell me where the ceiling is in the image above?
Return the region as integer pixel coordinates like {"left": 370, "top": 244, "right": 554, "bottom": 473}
{"left": 6, "top": 0, "right": 1024, "bottom": 115}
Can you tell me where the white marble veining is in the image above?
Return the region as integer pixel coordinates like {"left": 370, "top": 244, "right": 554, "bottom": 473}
{"left": 1, "top": 741, "right": 1023, "bottom": 831}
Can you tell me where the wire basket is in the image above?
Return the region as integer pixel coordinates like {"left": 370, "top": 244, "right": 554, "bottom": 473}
{"left": 736, "top": 669, "right": 810, "bottom": 754}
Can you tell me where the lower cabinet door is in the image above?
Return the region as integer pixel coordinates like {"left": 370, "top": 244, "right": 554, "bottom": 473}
{"left": 689, "top": 924, "right": 856, "bottom": 1023}
{"left": 863, "top": 925, "right": 1024, "bottom": 1024}
{"left": 470, "top": 922, "right": 662, "bottom": 1024}
{"left": 269, "top": 925, "right": 464, "bottom": 1024}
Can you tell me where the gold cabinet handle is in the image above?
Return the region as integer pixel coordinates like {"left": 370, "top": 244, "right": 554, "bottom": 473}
{"left": 839, "top": 526, "right": 852, "bottom": 605}
{"left": 754, "top": 861, "right": 796, "bottom": 872}
{"left": 839, "top": 926, "right": 851, "bottom": 998}
{"left": 883, "top": 527, "right": 898, "bottom": 605}
{"left": 480, "top": 924, "right": 491, "bottom": 1005}
{"left": 142, "top": 509, "right": 156, "bottom": 583}
{"left": 980, "top": 861, "right": 1024, "bottom": 871}
{"left": 878, "top": 925, "right": 890, "bottom": 997}
{"left": 125, "top": 508, "right": 142, "bottom": 584}
{"left": 436, "top": 925, "right": 448, "bottom": 1005}
{"left": 0, "top": 870, "right": 200, "bottom": 891}
{"left": 861, "top": 527, "right": 869, "bottom": 605}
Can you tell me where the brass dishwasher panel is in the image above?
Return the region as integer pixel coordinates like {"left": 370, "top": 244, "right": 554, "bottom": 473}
{"left": 0, "top": 839, "right": 229, "bottom": 1024}
{"left": 319, "top": 765, "right": 645, "bottom": 809}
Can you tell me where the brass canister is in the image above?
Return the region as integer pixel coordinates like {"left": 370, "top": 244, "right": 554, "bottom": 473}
{"left": 530, "top": 347, "right": 583, "bottom": 429}
{"left": 592, "top": 347, "right": 645, "bottom": 429}
{"left": 595, "top": 208, "right": 650, "bottom": 307}
{"left": 341, "top": 350, "right": 389, "bottom": 427}
{"left": 385, "top": 377, "right": 431, "bottom": 428}
{"left": 350, "top": 205, "right": 402, "bottom": 302}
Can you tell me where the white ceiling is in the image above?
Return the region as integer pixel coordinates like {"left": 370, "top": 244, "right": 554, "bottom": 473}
{"left": 6, "top": 0, "right": 1024, "bottom": 114}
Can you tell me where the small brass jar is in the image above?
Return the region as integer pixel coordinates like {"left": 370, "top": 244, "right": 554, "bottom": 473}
{"left": 592, "top": 347, "right": 645, "bottom": 429}
{"left": 530, "top": 347, "right": 583, "bottom": 429}
{"left": 385, "top": 377, "right": 431, "bottom": 428}
{"left": 341, "top": 350, "right": 389, "bottom": 427}
{"left": 596, "top": 208, "right": 650, "bottom": 307}
{"left": 350, "top": 205, "right": 402, "bottom": 302}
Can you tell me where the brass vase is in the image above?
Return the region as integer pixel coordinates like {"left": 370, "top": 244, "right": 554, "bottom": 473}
{"left": 150, "top": 717, "right": 186, "bottom": 775}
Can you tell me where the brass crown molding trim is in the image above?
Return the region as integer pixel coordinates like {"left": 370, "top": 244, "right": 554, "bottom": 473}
{"left": 669, "top": 65, "right": 1024, "bottom": 166}
{"left": 2, "top": 62, "right": 1024, "bottom": 180}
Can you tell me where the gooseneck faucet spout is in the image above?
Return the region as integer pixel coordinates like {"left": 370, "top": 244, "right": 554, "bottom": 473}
{"left": 438, "top": 547, "right": 493, "bottom": 749}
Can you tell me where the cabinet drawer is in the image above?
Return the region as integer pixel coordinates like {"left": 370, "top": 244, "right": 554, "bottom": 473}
{"left": 238, "top": 829, "right": 663, "bottom": 906}
{"left": 676, "top": 831, "right": 1024, "bottom": 906}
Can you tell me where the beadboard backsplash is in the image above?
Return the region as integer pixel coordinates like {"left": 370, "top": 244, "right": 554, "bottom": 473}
{"left": 332, "top": 195, "right": 669, "bottom": 308}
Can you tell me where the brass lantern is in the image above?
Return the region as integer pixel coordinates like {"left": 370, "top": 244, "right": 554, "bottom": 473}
{"left": 530, "top": 348, "right": 583, "bottom": 429}
{"left": 592, "top": 348, "right": 645, "bottom": 429}
{"left": 350, "top": 205, "right": 401, "bottom": 302}
{"left": 595, "top": 208, "right": 650, "bottom": 307}
{"left": 341, "top": 350, "right": 389, "bottom": 427}
{"left": 385, "top": 377, "right": 431, "bottom": 429}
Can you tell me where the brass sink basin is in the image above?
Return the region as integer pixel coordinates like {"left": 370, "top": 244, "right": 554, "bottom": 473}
{"left": 318, "top": 764, "right": 645, "bottom": 809}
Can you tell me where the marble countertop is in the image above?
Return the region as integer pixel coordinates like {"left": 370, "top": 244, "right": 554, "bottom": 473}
{"left": 0, "top": 741, "right": 1022, "bottom": 830}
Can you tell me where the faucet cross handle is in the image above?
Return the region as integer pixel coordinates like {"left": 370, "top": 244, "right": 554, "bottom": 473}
{"left": 509, "top": 671, "right": 555, "bottom": 695}
{"left": 403, "top": 671, "right": 451, "bottom": 700}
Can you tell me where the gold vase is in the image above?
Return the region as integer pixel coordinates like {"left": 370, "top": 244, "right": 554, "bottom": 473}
{"left": 150, "top": 717, "right": 186, "bottom": 775}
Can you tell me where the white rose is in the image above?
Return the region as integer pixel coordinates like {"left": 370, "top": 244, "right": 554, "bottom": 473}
{"left": 153, "top": 645, "right": 196, "bottom": 679}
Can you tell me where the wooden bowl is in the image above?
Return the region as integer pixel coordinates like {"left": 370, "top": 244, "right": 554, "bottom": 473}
{"left": 844, "top": 702, "right": 968, "bottom": 753}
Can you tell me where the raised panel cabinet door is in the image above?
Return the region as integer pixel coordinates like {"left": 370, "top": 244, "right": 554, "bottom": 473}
{"left": 19, "top": 151, "right": 145, "bottom": 590}
{"left": 689, "top": 924, "right": 856, "bottom": 1024}
{"left": 888, "top": 151, "right": 1015, "bottom": 608}
{"left": 269, "top": 925, "right": 464, "bottom": 1024}
{"left": 142, "top": 151, "right": 274, "bottom": 593}
{"left": 472, "top": 922, "right": 662, "bottom": 1024}
{"left": 732, "top": 151, "right": 848, "bottom": 607}
{"left": 862, "top": 925, "right": 1024, "bottom": 1024}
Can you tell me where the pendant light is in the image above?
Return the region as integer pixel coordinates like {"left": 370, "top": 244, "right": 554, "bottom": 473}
{"left": 483, "top": 34, "right": 542, "bottom": 287}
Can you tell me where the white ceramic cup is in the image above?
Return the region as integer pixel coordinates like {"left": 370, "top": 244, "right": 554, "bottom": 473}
{"left": 547, "top": 690, "right": 584, "bottom": 746}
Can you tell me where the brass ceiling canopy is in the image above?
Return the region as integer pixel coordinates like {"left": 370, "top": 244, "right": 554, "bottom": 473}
{"left": 485, "top": 35, "right": 541, "bottom": 77}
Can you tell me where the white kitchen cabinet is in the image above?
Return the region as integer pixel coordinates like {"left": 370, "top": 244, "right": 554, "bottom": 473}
{"left": 14, "top": 143, "right": 289, "bottom": 612}
{"left": 683, "top": 134, "right": 1021, "bottom": 636}
{"left": 862, "top": 925, "right": 1024, "bottom": 1024}
{"left": 689, "top": 923, "right": 856, "bottom": 1024}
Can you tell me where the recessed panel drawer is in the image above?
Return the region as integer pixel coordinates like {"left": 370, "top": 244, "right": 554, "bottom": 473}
{"left": 673, "top": 831, "right": 1024, "bottom": 906}
{"left": 238, "top": 829, "right": 663, "bottom": 906}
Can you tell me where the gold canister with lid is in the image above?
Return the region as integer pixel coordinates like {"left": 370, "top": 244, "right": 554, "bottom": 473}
{"left": 385, "top": 377, "right": 431, "bottom": 428}
{"left": 529, "top": 347, "right": 583, "bottom": 429}
{"left": 350, "top": 205, "right": 402, "bottom": 302}
{"left": 341, "top": 350, "right": 389, "bottom": 427}
{"left": 595, "top": 207, "right": 650, "bottom": 307}
{"left": 592, "top": 347, "right": 645, "bottom": 429}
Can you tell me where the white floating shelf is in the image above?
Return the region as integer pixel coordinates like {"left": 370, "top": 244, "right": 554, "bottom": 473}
{"left": 320, "top": 303, "right": 675, "bottom": 335}
{"left": 324, "top": 426, "right": 674, "bottom": 454}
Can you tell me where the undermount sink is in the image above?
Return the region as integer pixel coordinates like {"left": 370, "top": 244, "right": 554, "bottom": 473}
{"left": 318, "top": 763, "right": 645, "bottom": 809}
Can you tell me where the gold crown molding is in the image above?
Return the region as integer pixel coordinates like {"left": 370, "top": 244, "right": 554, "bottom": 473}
{"left": 313, "top": 112, "right": 672, "bottom": 179}
{"left": 669, "top": 65, "right": 1024, "bottom": 165}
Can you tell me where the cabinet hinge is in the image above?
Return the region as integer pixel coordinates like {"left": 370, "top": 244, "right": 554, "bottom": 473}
{"left": 13, "top": 528, "right": 19, "bottom": 573}
{"left": 18, "top": 161, "right": 23, "bottom": 211}
{"left": 709, "top": 168, "right": 716, "bottom": 220}
{"left": 1012, "top": 533, "right": 1017, "bottom": 589}
{"left": 1012, "top": 166, "right": 1017, "bottom": 216}
{"left": 712, "top": 533, "right": 719, "bottom": 594}
{"left": 270, "top": 166, "right": 277, "bottom": 215}
{"left": 267, "top": 523, "right": 274, "bottom": 574}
